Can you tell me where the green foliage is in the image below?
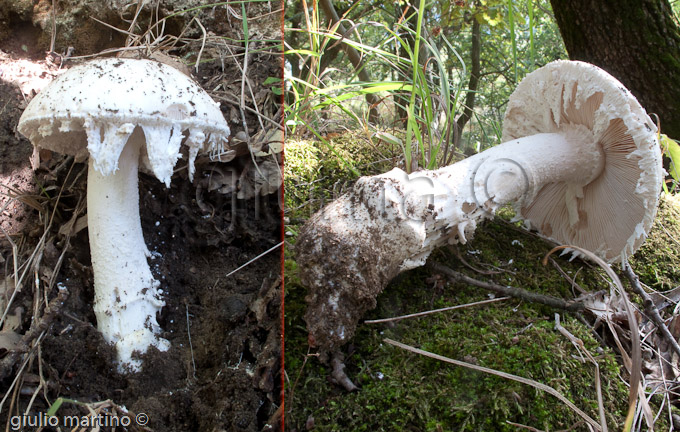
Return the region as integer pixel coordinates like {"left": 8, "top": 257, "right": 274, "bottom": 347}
{"left": 285, "top": 0, "right": 567, "bottom": 168}
{"left": 283, "top": 132, "right": 397, "bottom": 218}
{"left": 661, "top": 134, "right": 680, "bottom": 193}
{"left": 507, "top": 0, "right": 518, "bottom": 82}
{"left": 397, "top": 4, "right": 467, "bottom": 171}
{"left": 264, "top": 76, "right": 283, "bottom": 96}
{"left": 629, "top": 193, "right": 680, "bottom": 290}
{"left": 284, "top": 2, "right": 466, "bottom": 172}
{"left": 44, "top": 397, "right": 90, "bottom": 418}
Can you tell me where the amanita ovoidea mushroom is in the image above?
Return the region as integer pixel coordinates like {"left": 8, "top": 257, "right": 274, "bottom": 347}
{"left": 296, "top": 60, "right": 664, "bottom": 355}
{"left": 17, "top": 58, "right": 231, "bottom": 371}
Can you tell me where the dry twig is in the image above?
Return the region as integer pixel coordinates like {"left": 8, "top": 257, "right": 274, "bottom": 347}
{"left": 554, "top": 313, "right": 607, "bottom": 432}
{"left": 623, "top": 265, "right": 680, "bottom": 359}
{"left": 549, "top": 257, "right": 587, "bottom": 295}
{"left": 543, "top": 246, "right": 646, "bottom": 432}
{"left": 330, "top": 352, "right": 357, "bottom": 392}
{"left": 364, "top": 296, "right": 510, "bottom": 324}
{"left": 430, "top": 262, "right": 585, "bottom": 312}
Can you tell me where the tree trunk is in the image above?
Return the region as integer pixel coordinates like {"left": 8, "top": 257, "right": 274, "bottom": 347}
{"left": 453, "top": 14, "right": 481, "bottom": 151}
{"left": 550, "top": 0, "right": 680, "bottom": 139}
{"left": 394, "top": 1, "right": 421, "bottom": 127}
{"left": 319, "top": 0, "right": 380, "bottom": 124}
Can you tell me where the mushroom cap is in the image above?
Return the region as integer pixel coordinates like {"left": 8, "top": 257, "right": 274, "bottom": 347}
{"left": 502, "top": 60, "right": 663, "bottom": 263}
{"left": 17, "top": 58, "right": 231, "bottom": 185}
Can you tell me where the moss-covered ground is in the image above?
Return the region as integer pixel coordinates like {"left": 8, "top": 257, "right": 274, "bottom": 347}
{"left": 284, "top": 132, "right": 680, "bottom": 431}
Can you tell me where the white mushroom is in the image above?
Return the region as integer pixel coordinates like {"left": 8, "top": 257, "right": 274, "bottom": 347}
{"left": 296, "top": 60, "right": 664, "bottom": 354}
{"left": 18, "top": 58, "right": 231, "bottom": 371}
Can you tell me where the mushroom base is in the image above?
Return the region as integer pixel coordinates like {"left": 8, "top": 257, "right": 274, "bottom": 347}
{"left": 87, "top": 133, "right": 169, "bottom": 372}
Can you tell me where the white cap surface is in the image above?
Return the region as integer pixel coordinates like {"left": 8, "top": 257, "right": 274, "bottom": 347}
{"left": 502, "top": 61, "right": 663, "bottom": 263}
{"left": 18, "top": 58, "right": 231, "bottom": 185}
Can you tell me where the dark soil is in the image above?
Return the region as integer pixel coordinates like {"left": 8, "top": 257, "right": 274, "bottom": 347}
{"left": 0, "top": 2, "right": 283, "bottom": 431}
{"left": 0, "top": 80, "right": 33, "bottom": 236}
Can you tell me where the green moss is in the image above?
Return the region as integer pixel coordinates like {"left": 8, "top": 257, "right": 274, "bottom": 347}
{"left": 286, "top": 235, "right": 629, "bottom": 430}
{"left": 285, "top": 132, "right": 680, "bottom": 431}
{"left": 284, "top": 132, "right": 398, "bottom": 219}
{"left": 630, "top": 193, "right": 680, "bottom": 290}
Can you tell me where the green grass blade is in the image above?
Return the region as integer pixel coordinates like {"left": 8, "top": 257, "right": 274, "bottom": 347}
{"left": 508, "top": 0, "right": 518, "bottom": 82}
{"left": 528, "top": 0, "right": 535, "bottom": 69}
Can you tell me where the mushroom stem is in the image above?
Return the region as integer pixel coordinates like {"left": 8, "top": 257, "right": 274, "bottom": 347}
{"left": 87, "top": 129, "right": 169, "bottom": 372}
{"left": 297, "top": 125, "right": 604, "bottom": 354}
{"left": 430, "top": 126, "right": 603, "bottom": 223}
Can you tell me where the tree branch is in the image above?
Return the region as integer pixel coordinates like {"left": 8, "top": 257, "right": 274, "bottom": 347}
{"left": 430, "top": 261, "right": 586, "bottom": 312}
{"left": 453, "top": 16, "right": 481, "bottom": 151}
{"left": 623, "top": 265, "right": 680, "bottom": 359}
{"left": 318, "top": 0, "right": 380, "bottom": 123}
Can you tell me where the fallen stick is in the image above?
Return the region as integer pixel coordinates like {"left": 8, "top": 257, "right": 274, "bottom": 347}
{"left": 430, "top": 262, "right": 585, "bottom": 312}
{"left": 364, "top": 296, "right": 510, "bottom": 324}
{"left": 623, "top": 265, "right": 680, "bottom": 359}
